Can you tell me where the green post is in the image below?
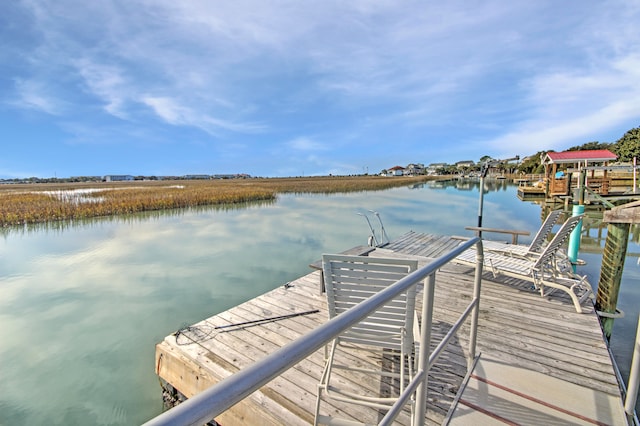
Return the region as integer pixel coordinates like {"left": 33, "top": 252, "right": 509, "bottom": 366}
{"left": 567, "top": 204, "right": 584, "bottom": 272}
{"left": 596, "top": 222, "right": 630, "bottom": 340}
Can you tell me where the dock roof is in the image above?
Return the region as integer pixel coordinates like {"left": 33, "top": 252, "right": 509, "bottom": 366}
{"left": 543, "top": 149, "right": 617, "bottom": 164}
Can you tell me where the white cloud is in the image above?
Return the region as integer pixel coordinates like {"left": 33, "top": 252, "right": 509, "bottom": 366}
{"left": 12, "top": 79, "right": 61, "bottom": 115}
{"left": 141, "top": 96, "right": 265, "bottom": 135}
{"left": 140, "top": 97, "right": 187, "bottom": 126}
{"left": 74, "top": 59, "right": 128, "bottom": 118}
{"left": 287, "top": 137, "right": 327, "bottom": 152}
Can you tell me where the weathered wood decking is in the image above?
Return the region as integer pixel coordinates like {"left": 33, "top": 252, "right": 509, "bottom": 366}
{"left": 154, "top": 232, "right": 625, "bottom": 425}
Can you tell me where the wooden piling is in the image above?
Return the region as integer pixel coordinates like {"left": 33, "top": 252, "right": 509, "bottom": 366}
{"left": 596, "top": 222, "right": 630, "bottom": 339}
{"left": 597, "top": 201, "right": 640, "bottom": 339}
{"left": 578, "top": 169, "right": 587, "bottom": 205}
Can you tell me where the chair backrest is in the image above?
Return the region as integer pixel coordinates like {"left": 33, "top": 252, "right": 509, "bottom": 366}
{"left": 528, "top": 210, "right": 563, "bottom": 253}
{"left": 322, "top": 254, "right": 418, "bottom": 352}
{"left": 533, "top": 214, "right": 583, "bottom": 269}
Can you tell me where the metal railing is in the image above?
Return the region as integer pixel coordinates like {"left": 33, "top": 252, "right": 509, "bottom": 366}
{"left": 143, "top": 237, "right": 483, "bottom": 426}
{"left": 625, "top": 314, "right": 640, "bottom": 425}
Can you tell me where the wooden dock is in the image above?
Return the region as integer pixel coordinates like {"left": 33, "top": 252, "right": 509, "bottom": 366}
{"left": 154, "top": 232, "right": 626, "bottom": 425}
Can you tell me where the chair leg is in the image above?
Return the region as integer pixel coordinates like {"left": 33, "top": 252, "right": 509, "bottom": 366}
{"left": 314, "top": 384, "right": 324, "bottom": 426}
{"left": 488, "top": 258, "right": 499, "bottom": 278}
{"left": 315, "top": 340, "right": 338, "bottom": 424}
{"left": 400, "top": 328, "right": 406, "bottom": 394}
{"left": 575, "top": 275, "right": 595, "bottom": 302}
{"left": 408, "top": 351, "right": 416, "bottom": 424}
{"left": 540, "top": 278, "right": 584, "bottom": 313}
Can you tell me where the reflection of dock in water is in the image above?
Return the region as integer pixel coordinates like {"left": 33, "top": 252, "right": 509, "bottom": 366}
{"left": 576, "top": 214, "right": 640, "bottom": 257}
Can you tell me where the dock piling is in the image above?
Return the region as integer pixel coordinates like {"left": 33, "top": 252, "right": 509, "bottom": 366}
{"left": 597, "top": 201, "right": 640, "bottom": 339}
{"left": 596, "top": 222, "right": 629, "bottom": 339}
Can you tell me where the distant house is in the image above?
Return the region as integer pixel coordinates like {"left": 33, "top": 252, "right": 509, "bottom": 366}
{"left": 387, "top": 166, "right": 405, "bottom": 176}
{"left": 405, "top": 163, "right": 425, "bottom": 175}
{"left": 104, "top": 175, "right": 134, "bottom": 182}
{"left": 427, "top": 163, "right": 447, "bottom": 175}
{"left": 184, "top": 175, "right": 211, "bottom": 180}
{"left": 455, "top": 160, "right": 475, "bottom": 169}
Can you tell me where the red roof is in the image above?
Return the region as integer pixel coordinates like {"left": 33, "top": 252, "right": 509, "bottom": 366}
{"left": 544, "top": 149, "right": 617, "bottom": 164}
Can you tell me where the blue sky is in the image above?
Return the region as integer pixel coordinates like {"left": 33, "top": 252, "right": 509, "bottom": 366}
{"left": 1, "top": 1, "right": 639, "bottom": 178}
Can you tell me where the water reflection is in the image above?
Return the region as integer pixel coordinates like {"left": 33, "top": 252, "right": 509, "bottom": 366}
{"left": 426, "top": 176, "right": 512, "bottom": 192}
{"left": 0, "top": 183, "right": 638, "bottom": 425}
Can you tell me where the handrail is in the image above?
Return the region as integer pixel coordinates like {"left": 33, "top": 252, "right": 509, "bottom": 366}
{"left": 584, "top": 186, "right": 615, "bottom": 208}
{"left": 465, "top": 225, "right": 530, "bottom": 244}
{"left": 143, "top": 237, "right": 483, "bottom": 426}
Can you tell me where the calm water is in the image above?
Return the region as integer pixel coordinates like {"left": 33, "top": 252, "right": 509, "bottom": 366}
{"left": 1, "top": 181, "right": 638, "bottom": 425}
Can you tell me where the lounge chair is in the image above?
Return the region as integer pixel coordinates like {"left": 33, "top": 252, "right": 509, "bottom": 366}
{"left": 314, "top": 254, "right": 419, "bottom": 425}
{"left": 481, "top": 210, "right": 563, "bottom": 258}
{"left": 456, "top": 215, "right": 594, "bottom": 313}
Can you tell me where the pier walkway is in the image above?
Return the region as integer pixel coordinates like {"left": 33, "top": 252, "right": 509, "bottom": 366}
{"left": 153, "top": 231, "right": 625, "bottom": 425}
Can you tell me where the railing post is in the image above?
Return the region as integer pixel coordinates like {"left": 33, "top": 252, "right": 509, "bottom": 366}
{"left": 413, "top": 272, "right": 436, "bottom": 426}
{"left": 468, "top": 240, "right": 483, "bottom": 367}
{"left": 625, "top": 314, "right": 640, "bottom": 421}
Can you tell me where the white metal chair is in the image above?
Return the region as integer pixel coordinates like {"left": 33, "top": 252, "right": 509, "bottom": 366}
{"left": 456, "top": 215, "right": 594, "bottom": 313}
{"left": 314, "top": 254, "right": 419, "bottom": 425}
{"left": 481, "top": 210, "right": 563, "bottom": 258}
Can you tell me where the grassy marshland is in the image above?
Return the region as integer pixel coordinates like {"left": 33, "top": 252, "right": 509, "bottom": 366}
{"left": 0, "top": 175, "right": 433, "bottom": 227}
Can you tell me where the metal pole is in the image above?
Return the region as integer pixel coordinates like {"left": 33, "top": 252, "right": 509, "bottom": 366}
{"left": 413, "top": 273, "right": 436, "bottom": 426}
{"left": 369, "top": 210, "right": 389, "bottom": 245}
{"left": 357, "top": 212, "right": 379, "bottom": 246}
{"left": 477, "top": 171, "right": 486, "bottom": 238}
{"left": 625, "top": 314, "right": 640, "bottom": 420}
{"left": 468, "top": 240, "right": 483, "bottom": 367}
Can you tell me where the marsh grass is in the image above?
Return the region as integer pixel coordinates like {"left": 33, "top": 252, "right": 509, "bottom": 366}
{"left": 0, "top": 176, "right": 432, "bottom": 227}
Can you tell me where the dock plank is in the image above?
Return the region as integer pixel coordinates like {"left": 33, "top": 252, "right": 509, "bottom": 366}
{"left": 154, "top": 231, "right": 624, "bottom": 425}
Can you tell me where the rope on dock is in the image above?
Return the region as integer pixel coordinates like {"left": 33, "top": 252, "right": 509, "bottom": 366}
{"left": 596, "top": 308, "right": 625, "bottom": 319}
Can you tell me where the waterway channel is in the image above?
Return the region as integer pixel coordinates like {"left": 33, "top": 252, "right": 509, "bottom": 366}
{"left": 1, "top": 180, "right": 638, "bottom": 425}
